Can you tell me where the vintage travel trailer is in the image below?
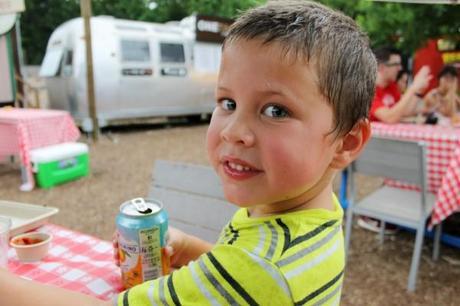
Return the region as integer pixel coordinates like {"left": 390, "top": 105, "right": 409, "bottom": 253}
{"left": 39, "top": 15, "right": 232, "bottom": 131}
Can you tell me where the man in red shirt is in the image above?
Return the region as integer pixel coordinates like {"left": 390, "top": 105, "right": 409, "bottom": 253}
{"left": 370, "top": 47, "right": 431, "bottom": 123}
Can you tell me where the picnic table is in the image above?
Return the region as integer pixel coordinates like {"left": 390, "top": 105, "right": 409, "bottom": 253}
{"left": 8, "top": 223, "right": 122, "bottom": 300}
{"left": 0, "top": 108, "right": 80, "bottom": 191}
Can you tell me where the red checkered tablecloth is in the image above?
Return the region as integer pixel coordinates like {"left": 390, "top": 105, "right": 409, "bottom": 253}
{"left": 371, "top": 122, "right": 460, "bottom": 227}
{"left": 0, "top": 108, "right": 80, "bottom": 189}
{"left": 8, "top": 224, "right": 123, "bottom": 300}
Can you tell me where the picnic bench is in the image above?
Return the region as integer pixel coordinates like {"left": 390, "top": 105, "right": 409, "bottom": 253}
{"left": 148, "top": 160, "right": 238, "bottom": 243}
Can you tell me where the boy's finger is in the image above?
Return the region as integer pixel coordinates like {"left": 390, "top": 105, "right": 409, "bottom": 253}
{"left": 112, "top": 234, "right": 120, "bottom": 267}
{"left": 165, "top": 245, "right": 174, "bottom": 257}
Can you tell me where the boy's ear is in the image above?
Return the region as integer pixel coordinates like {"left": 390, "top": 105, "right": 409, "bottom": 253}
{"left": 330, "top": 119, "right": 371, "bottom": 169}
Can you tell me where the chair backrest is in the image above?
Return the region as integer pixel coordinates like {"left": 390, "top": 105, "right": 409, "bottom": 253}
{"left": 352, "top": 136, "right": 427, "bottom": 187}
{"left": 148, "top": 160, "right": 237, "bottom": 243}
{"left": 348, "top": 136, "right": 429, "bottom": 222}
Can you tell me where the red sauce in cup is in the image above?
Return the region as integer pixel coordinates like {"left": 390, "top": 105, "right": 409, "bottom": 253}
{"left": 13, "top": 237, "right": 43, "bottom": 245}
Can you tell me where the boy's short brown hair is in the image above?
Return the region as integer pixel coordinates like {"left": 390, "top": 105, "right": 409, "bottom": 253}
{"left": 223, "top": 0, "right": 377, "bottom": 137}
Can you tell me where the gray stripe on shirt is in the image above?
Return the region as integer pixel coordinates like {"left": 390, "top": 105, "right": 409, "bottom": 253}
{"left": 189, "top": 261, "right": 221, "bottom": 306}
{"left": 198, "top": 258, "right": 238, "bottom": 305}
{"left": 277, "top": 226, "right": 340, "bottom": 267}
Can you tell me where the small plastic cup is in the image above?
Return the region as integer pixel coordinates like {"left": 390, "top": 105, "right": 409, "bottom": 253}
{"left": 10, "top": 232, "right": 52, "bottom": 262}
{"left": 0, "top": 216, "right": 12, "bottom": 268}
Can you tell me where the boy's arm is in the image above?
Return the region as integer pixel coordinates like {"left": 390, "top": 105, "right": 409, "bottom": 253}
{"left": 169, "top": 227, "right": 213, "bottom": 267}
{"left": 0, "top": 269, "right": 111, "bottom": 306}
{"left": 423, "top": 90, "right": 438, "bottom": 113}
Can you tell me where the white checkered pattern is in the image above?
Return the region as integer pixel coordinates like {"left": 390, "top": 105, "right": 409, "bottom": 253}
{"left": 8, "top": 224, "right": 123, "bottom": 301}
{"left": 371, "top": 122, "right": 460, "bottom": 228}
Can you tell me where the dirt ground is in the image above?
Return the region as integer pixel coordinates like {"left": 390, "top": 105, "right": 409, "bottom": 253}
{"left": 1, "top": 122, "right": 459, "bottom": 305}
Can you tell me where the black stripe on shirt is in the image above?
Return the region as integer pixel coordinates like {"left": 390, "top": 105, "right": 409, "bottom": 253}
{"left": 294, "top": 269, "right": 344, "bottom": 306}
{"left": 276, "top": 218, "right": 291, "bottom": 254}
{"left": 167, "top": 273, "right": 181, "bottom": 306}
{"left": 122, "top": 289, "right": 130, "bottom": 306}
{"left": 207, "top": 253, "right": 259, "bottom": 306}
{"left": 288, "top": 220, "right": 338, "bottom": 250}
{"left": 227, "top": 223, "right": 239, "bottom": 245}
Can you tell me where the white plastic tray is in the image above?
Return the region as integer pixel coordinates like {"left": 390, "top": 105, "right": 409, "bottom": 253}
{"left": 0, "top": 200, "right": 59, "bottom": 237}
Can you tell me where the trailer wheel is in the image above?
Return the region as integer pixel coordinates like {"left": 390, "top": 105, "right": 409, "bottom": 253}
{"left": 187, "top": 115, "right": 202, "bottom": 124}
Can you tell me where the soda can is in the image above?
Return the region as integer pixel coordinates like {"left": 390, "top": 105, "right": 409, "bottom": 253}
{"left": 116, "top": 197, "right": 169, "bottom": 289}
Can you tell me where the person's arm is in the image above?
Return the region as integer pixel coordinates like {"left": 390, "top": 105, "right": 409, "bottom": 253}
{"left": 374, "top": 66, "right": 432, "bottom": 123}
{"left": 0, "top": 268, "right": 111, "bottom": 306}
{"left": 423, "top": 90, "right": 438, "bottom": 113}
{"left": 167, "top": 227, "right": 213, "bottom": 267}
{"left": 373, "top": 89, "right": 418, "bottom": 123}
{"left": 447, "top": 80, "right": 460, "bottom": 114}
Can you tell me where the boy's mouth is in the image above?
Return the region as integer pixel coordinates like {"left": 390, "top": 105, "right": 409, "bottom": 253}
{"left": 227, "top": 161, "right": 252, "bottom": 172}
{"left": 221, "top": 158, "right": 262, "bottom": 180}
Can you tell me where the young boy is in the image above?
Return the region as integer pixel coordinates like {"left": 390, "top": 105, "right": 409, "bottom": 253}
{"left": 423, "top": 65, "right": 459, "bottom": 119}
{"left": 0, "top": 1, "right": 375, "bottom": 305}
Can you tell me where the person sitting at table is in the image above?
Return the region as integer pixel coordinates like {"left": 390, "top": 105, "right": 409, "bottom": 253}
{"left": 423, "top": 65, "right": 460, "bottom": 121}
{"left": 0, "top": 1, "right": 376, "bottom": 305}
{"left": 396, "top": 69, "right": 409, "bottom": 94}
{"left": 369, "top": 46, "right": 432, "bottom": 123}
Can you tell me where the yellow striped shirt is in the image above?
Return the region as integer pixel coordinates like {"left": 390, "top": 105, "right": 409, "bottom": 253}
{"left": 115, "top": 195, "right": 344, "bottom": 306}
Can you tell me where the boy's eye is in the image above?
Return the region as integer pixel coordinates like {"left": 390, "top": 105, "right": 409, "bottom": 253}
{"left": 262, "top": 104, "right": 290, "bottom": 118}
{"left": 221, "top": 99, "right": 236, "bottom": 111}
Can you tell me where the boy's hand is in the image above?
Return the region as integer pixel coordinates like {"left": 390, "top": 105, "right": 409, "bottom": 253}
{"left": 112, "top": 232, "right": 120, "bottom": 267}
{"left": 165, "top": 226, "right": 190, "bottom": 268}
{"left": 112, "top": 226, "right": 190, "bottom": 269}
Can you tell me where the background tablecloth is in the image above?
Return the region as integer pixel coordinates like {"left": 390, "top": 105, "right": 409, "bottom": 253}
{"left": 0, "top": 108, "right": 80, "bottom": 188}
{"left": 371, "top": 122, "right": 460, "bottom": 227}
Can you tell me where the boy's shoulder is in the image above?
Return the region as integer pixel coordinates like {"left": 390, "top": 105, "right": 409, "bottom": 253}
{"left": 210, "top": 205, "right": 344, "bottom": 305}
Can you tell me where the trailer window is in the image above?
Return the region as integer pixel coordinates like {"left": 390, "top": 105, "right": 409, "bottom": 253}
{"left": 160, "top": 43, "right": 185, "bottom": 63}
{"left": 62, "top": 50, "right": 73, "bottom": 76}
{"left": 39, "top": 48, "right": 64, "bottom": 77}
{"left": 121, "top": 40, "right": 150, "bottom": 62}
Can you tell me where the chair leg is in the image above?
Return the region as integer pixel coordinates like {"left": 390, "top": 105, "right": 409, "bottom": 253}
{"left": 344, "top": 210, "right": 354, "bottom": 259}
{"left": 408, "top": 223, "right": 425, "bottom": 292}
{"left": 433, "top": 223, "right": 442, "bottom": 261}
{"left": 20, "top": 165, "right": 28, "bottom": 183}
{"left": 379, "top": 221, "right": 385, "bottom": 245}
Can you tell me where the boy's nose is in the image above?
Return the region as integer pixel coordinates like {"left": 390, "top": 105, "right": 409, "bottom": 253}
{"left": 220, "top": 114, "right": 255, "bottom": 147}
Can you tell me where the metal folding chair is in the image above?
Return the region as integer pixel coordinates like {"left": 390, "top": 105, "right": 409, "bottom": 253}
{"left": 344, "top": 136, "right": 442, "bottom": 292}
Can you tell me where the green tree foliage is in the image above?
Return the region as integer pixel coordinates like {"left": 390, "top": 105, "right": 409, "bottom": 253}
{"left": 20, "top": 0, "right": 263, "bottom": 64}
{"left": 183, "top": 0, "right": 263, "bottom": 19}
{"left": 19, "top": 0, "right": 459, "bottom": 65}
{"left": 21, "top": 0, "right": 79, "bottom": 65}
{"left": 318, "top": 0, "right": 460, "bottom": 54}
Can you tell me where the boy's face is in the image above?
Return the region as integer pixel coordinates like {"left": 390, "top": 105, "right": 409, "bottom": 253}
{"left": 206, "top": 39, "right": 342, "bottom": 215}
{"left": 439, "top": 74, "right": 458, "bottom": 92}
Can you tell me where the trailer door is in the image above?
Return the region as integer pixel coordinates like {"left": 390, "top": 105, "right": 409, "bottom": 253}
{"left": 151, "top": 41, "right": 197, "bottom": 114}
{"left": 117, "top": 38, "right": 154, "bottom": 114}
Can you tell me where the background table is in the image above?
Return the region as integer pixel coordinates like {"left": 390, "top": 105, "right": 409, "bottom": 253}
{"left": 0, "top": 108, "right": 80, "bottom": 190}
{"left": 371, "top": 122, "right": 460, "bottom": 227}
{"left": 8, "top": 224, "right": 123, "bottom": 300}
